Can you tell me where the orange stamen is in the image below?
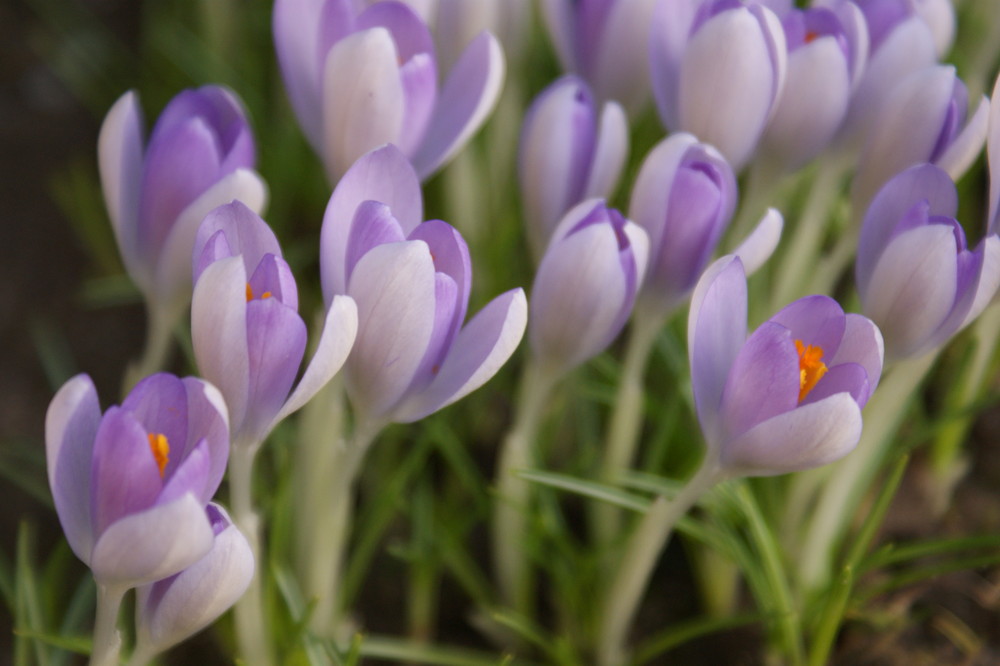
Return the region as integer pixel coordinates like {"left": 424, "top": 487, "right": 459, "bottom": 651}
{"left": 804, "top": 31, "right": 818, "bottom": 44}
{"left": 147, "top": 433, "right": 170, "bottom": 478}
{"left": 246, "top": 283, "right": 273, "bottom": 301}
{"left": 795, "top": 340, "right": 828, "bottom": 402}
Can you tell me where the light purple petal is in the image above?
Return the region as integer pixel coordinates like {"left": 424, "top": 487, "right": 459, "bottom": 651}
{"left": 540, "top": 0, "right": 574, "bottom": 73}
{"left": 192, "top": 201, "right": 282, "bottom": 285}
{"left": 157, "top": 439, "right": 211, "bottom": 506}
{"left": 731, "top": 208, "right": 782, "bottom": 277}
{"left": 393, "top": 288, "right": 527, "bottom": 422}
{"left": 90, "top": 493, "right": 214, "bottom": 587}
{"left": 583, "top": 100, "right": 629, "bottom": 201}
{"left": 721, "top": 392, "right": 862, "bottom": 476}
{"left": 180, "top": 378, "right": 229, "bottom": 501}
{"left": 936, "top": 94, "right": 989, "bottom": 181}
{"left": 800, "top": 362, "right": 869, "bottom": 407}
{"left": 45, "top": 374, "right": 101, "bottom": 565}
{"left": 98, "top": 91, "right": 145, "bottom": 288}
{"left": 687, "top": 255, "right": 748, "bottom": 441}
{"left": 767, "top": 295, "right": 846, "bottom": 360}
{"left": 247, "top": 254, "right": 299, "bottom": 311}
{"left": 273, "top": 295, "right": 359, "bottom": 426}
{"left": 927, "top": 234, "right": 1000, "bottom": 350}
{"left": 90, "top": 408, "right": 163, "bottom": 536}
{"left": 828, "top": 313, "right": 884, "bottom": 405}
{"left": 856, "top": 163, "right": 957, "bottom": 290}
{"left": 273, "top": 0, "right": 333, "bottom": 151}
{"left": 408, "top": 219, "right": 472, "bottom": 342}
{"left": 398, "top": 54, "right": 439, "bottom": 157}
{"left": 192, "top": 257, "right": 251, "bottom": 433}
{"left": 121, "top": 374, "right": 189, "bottom": 475}
{"left": 346, "top": 240, "right": 437, "bottom": 420}
{"left": 321, "top": 144, "right": 423, "bottom": 300}
{"left": 194, "top": 230, "right": 233, "bottom": 280}
{"left": 591, "top": 0, "right": 657, "bottom": 113}
{"left": 321, "top": 27, "right": 406, "bottom": 182}
{"left": 345, "top": 200, "right": 407, "bottom": 285}
{"left": 988, "top": 73, "right": 1000, "bottom": 233}
{"left": 357, "top": 0, "right": 435, "bottom": 62}
{"left": 412, "top": 31, "right": 505, "bottom": 179}
{"left": 409, "top": 272, "right": 459, "bottom": 393}
{"left": 135, "top": 503, "right": 254, "bottom": 655}
{"left": 650, "top": 0, "right": 701, "bottom": 130}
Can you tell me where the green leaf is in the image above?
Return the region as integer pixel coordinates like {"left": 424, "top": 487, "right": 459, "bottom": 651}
{"left": 515, "top": 469, "right": 651, "bottom": 513}
{"left": 633, "top": 612, "right": 761, "bottom": 664}
{"left": 360, "top": 634, "right": 520, "bottom": 666}
{"left": 12, "top": 629, "right": 90, "bottom": 655}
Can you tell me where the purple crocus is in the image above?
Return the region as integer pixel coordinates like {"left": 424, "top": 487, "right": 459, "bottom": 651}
{"left": 856, "top": 164, "right": 1000, "bottom": 360}
{"left": 98, "top": 87, "right": 266, "bottom": 325}
{"left": 273, "top": 0, "right": 505, "bottom": 182}
{"left": 530, "top": 199, "right": 649, "bottom": 376}
{"left": 649, "top": 0, "right": 787, "bottom": 171}
{"left": 191, "top": 201, "right": 358, "bottom": 448}
{"left": 540, "top": 0, "right": 658, "bottom": 113}
{"left": 320, "top": 144, "right": 527, "bottom": 424}
{"left": 519, "top": 75, "right": 628, "bottom": 257}
{"left": 759, "top": 3, "right": 868, "bottom": 170}
{"left": 850, "top": 65, "right": 989, "bottom": 211}
{"left": 45, "top": 373, "right": 229, "bottom": 587}
{"left": 133, "top": 503, "right": 253, "bottom": 661}
{"left": 689, "top": 256, "right": 883, "bottom": 475}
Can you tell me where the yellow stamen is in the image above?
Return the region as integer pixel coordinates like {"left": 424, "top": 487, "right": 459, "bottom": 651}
{"left": 795, "top": 340, "right": 828, "bottom": 402}
{"left": 147, "top": 433, "right": 170, "bottom": 478}
{"left": 261, "top": 291, "right": 272, "bottom": 299}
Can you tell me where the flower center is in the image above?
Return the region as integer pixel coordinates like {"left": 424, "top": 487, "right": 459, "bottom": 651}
{"left": 147, "top": 432, "right": 170, "bottom": 478}
{"left": 795, "top": 340, "right": 828, "bottom": 402}
{"left": 245, "top": 283, "right": 272, "bottom": 302}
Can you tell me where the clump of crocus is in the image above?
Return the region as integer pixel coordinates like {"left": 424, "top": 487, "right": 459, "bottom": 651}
{"left": 320, "top": 144, "right": 527, "bottom": 427}
{"left": 191, "top": 201, "right": 358, "bottom": 450}
{"left": 273, "top": 0, "right": 505, "bottom": 182}
{"left": 856, "top": 163, "right": 1000, "bottom": 360}
{"left": 46, "top": 372, "right": 233, "bottom": 665}
{"left": 539, "top": 0, "right": 658, "bottom": 114}
{"left": 98, "top": 87, "right": 266, "bottom": 375}
{"left": 649, "top": 0, "right": 787, "bottom": 170}
{"left": 519, "top": 75, "right": 628, "bottom": 257}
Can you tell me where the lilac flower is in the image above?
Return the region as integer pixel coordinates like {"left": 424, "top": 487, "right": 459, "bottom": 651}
{"left": 530, "top": 199, "right": 649, "bottom": 376}
{"left": 689, "top": 256, "right": 884, "bottom": 476}
{"left": 320, "top": 144, "right": 527, "bottom": 424}
{"left": 856, "top": 164, "right": 1000, "bottom": 360}
{"left": 540, "top": 0, "right": 658, "bottom": 113}
{"left": 98, "top": 87, "right": 266, "bottom": 321}
{"left": 273, "top": 0, "right": 505, "bottom": 182}
{"left": 759, "top": 3, "right": 868, "bottom": 170}
{"left": 649, "top": 0, "right": 787, "bottom": 170}
{"left": 133, "top": 504, "right": 253, "bottom": 660}
{"left": 191, "top": 202, "right": 358, "bottom": 448}
{"left": 851, "top": 65, "right": 989, "bottom": 211}
{"left": 519, "top": 75, "right": 628, "bottom": 256}
{"left": 45, "top": 373, "right": 229, "bottom": 587}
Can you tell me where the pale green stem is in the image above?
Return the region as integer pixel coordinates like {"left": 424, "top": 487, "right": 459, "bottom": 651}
{"left": 126, "top": 644, "right": 156, "bottom": 666}
{"left": 492, "top": 362, "right": 561, "bottom": 617}
{"left": 730, "top": 159, "right": 781, "bottom": 244}
{"left": 771, "top": 160, "right": 847, "bottom": 309}
{"left": 305, "top": 417, "right": 379, "bottom": 637}
{"left": 593, "top": 309, "right": 664, "bottom": 547}
{"left": 90, "top": 582, "right": 127, "bottom": 666}
{"left": 797, "top": 352, "right": 938, "bottom": 591}
{"left": 597, "top": 457, "right": 724, "bottom": 666}
{"left": 230, "top": 438, "right": 272, "bottom": 666}
{"left": 123, "top": 300, "right": 180, "bottom": 395}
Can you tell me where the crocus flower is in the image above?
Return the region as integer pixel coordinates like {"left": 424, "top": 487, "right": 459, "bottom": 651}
{"left": 273, "top": 0, "right": 505, "bottom": 182}
{"left": 530, "top": 199, "right": 649, "bottom": 376}
{"left": 850, "top": 65, "right": 989, "bottom": 211}
{"left": 191, "top": 201, "right": 358, "bottom": 449}
{"left": 689, "top": 256, "right": 883, "bottom": 476}
{"left": 540, "top": 0, "right": 658, "bottom": 114}
{"left": 649, "top": 0, "right": 787, "bottom": 171}
{"left": 320, "top": 144, "right": 527, "bottom": 424}
{"left": 133, "top": 503, "right": 253, "bottom": 661}
{"left": 856, "top": 164, "right": 1000, "bottom": 360}
{"left": 759, "top": 2, "right": 868, "bottom": 171}
{"left": 45, "top": 373, "right": 229, "bottom": 588}
{"left": 519, "top": 75, "right": 628, "bottom": 257}
{"left": 98, "top": 87, "right": 266, "bottom": 328}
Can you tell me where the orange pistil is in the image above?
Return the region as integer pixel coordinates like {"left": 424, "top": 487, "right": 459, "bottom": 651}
{"left": 804, "top": 31, "right": 818, "bottom": 44}
{"left": 245, "top": 283, "right": 273, "bottom": 302}
{"left": 795, "top": 340, "right": 828, "bottom": 402}
{"left": 147, "top": 433, "right": 170, "bottom": 478}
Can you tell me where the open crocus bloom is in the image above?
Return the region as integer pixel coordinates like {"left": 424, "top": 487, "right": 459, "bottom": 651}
{"left": 45, "top": 374, "right": 229, "bottom": 588}
{"left": 273, "top": 0, "right": 505, "bottom": 182}
{"left": 320, "top": 144, "right": 527, "bottom": 424}
{"left": 191, "top": 202, "right": 358, "bottom": 448}
{"left": 856, "top": 164, "right": 1000, "bottom": 360}
{"left": 689, "top": 256, "right": 884, "bottom": 476}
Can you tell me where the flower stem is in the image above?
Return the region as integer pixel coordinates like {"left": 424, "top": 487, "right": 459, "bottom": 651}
{"left": 123, "top": 300, "right": 180, "bottom": 395}
{"left": 230, "top": 439, "right": 272, "bottom": 666}
{"left": 90, "top": 582, "right": 126, "bottom": 666}
{"left": 597, "top": 457, "right": 723, "bottom": 666}
{"left": 492, "top": 361, "right": 560, "bottom": 618}
{"left": 593, "top": 310, "right": 663, "bottom": 546}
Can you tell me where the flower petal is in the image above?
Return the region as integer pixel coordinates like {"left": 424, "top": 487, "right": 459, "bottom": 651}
{"left": 192, "top": 201, "right": 282, "bottom": 285}
{"left": 730, "top": 207, "right": 783, "bottom": 277}
{"left": 180, "top": 379, "right": 229, "bottom": 502}
{"left": 408, "top": 219, "right": 472, "bottom": 342}
{"left": 829, "top": 313, "right": 884, "bottom": 406}
{"left": 394, "top": 288, "right": 527, "bottom": 422}
{"left": 345, "top": 200, "right": 407, "bottom": 285}
{"left": 158, "top": 439, "right": 211, "bottom": 506}
{"left": 721, "top": 392, "right": 862, "bottom": 476}
{"left": 936, "top": 94, "right": 989, "bottom": 181}
{"left": 412, "top": 31, "right": 505, "bottom": 179}
{"left": 591, "top": 0, "right": 657, "bottom": 113}
{"left": 90, "top": 493, "right": 214, "bottom": 588}
{"left": 988, "top": 73, "right": 1000, "bottom": 233}
{"left": 583, "top": 100, "right": 629, "bottom": 201}
{"left": 767, "top": 295, "right": 846, "bottom": 360}
{"left": 46, "top": 374, "right": 101, "bottom": 564}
